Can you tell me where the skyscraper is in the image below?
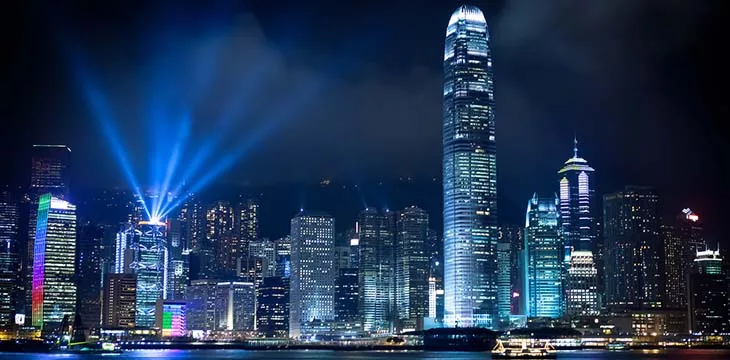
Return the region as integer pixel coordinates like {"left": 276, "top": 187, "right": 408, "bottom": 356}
{"left": 257, "top": 276, "right": 289, "bottom": 337}
{"left": 442, "top": 5, "right": 498, "bottom": 328}
{"left": 32, "top": 194, "right": 77, "bottom": 329}
{"left": 523, "top": 194, "right": 563, "bottom": 318}
{"left": 102, "top": 273, "right": 136, "bottom": 328}
{"left": 358, "top": 208, "right": 395, "bottom": 333}
{"left": 26, "top": 145, "right": 71, "bottom": 322}
{"left": 0, "top": 190, "right": 20, "bottom": 328}
{"left": 133, "top": 219, "right": 168, "bottom": 327}
{"left": 215, "top": 281, "right": 255, "bottom": 331}
{"left": 688, "top": 248, "right": 728, "bottom": 335}
{"left": 289, "top": 211, "right": 335, "bottom": 338}
{"left": 663, "top": 208, "right": 705, "bottom": 309}
{"left": 558, "top": 138, "right": 600, "bottom": 316}
{"left": 500, "top": 225, "right": 523, "bottom": 315}
{"left": 76, "top": 222, "right": 104, "bottom": 328}
{"left": 395, "top": 206, "right": 429, "bottom": 331}
{"left": 206, "top": 201, "right": 235, "bottom": 277}
{"left": 603, "top": 186, "right": 663, "bottom": 307}
{"left": 235, "top": 197, "right": 259, "bottom": 267}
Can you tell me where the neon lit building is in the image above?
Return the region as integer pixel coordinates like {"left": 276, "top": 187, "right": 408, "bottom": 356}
{"left": 663, "top": 208, "right": 705, "bottom": 308}
{"left": 289, "top": 211, "right": 335, "bottom": 338}
{"left": 442, "top": 5, "right": 498, "bottom": 328}
{"left": 31, "top": 194, "right": 77, "bottom": 329}
{"left": 558, "top": 138, "right": 599, "bottom": 315}
{"left": 603, "top": 186, "right": 663, "bottom": 307}
{"left": 157, "top": 300, "right": 186, "bottom": 337}
{"left": 523, "top": 193, "right": 563, "bottom": 318}
{"left": 132, "top": 219, "right": 168, "bottom": 327}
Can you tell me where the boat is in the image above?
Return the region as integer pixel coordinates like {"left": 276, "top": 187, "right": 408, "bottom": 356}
{"left": 491, "top": 339, "right": 557, "bottom": 359}
{"left": 605, "top": 341, "right": 630, "bottom": 350}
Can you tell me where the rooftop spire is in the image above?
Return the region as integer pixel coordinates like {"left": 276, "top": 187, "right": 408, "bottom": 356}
{"left": 573, "top": 133, "right": 578, "bottom": 158}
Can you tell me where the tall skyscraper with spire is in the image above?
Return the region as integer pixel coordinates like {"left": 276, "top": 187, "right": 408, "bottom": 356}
{"left": 442, "top": 5, "right": 497, "bottom": 328}
{"left": 558, "top": 137, "right": 600, "bottom": 315}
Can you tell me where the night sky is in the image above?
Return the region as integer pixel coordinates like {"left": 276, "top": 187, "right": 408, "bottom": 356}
{"left": 2, "top": 1, "right": 728, "bottom": 241}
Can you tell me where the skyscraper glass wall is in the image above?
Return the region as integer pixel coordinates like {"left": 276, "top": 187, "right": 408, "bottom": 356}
{"left": 133, "top": 219, "right": 168, "bottom": 327}
{"left": 523, "top": 193, "right": 562, "bottom": 318}
{"left": 442, "top": 5, "right": 498, "bottom": 328}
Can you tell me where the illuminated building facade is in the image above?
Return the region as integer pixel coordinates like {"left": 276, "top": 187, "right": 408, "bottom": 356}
{"left": 0, "top": 190, "right": 19, "bottom": 329}
{"left": 663, "top": 208, "right": 705, "bottom": 308}
{"left": 558, "top": 139, "right": 599, "bottom": 315}
{"left": 603, "top": 187, "right": 663, "bottom": 307}
{"left": 289, "top": 212, "right": 335, "bottom": 338}
{"left": 156, "top": 300, "right": 186, "bottom": 337}
{"left": 497, "top": 230, "right": 511, "bottom": 325}
{"left": 358, "top": 208, "right": 395, "bottom": 332}
{"left": 442, "top": 5, "right": 498, "bottom": 328}
{"left": 236, "top": 197, "right": 259, "bottom": 267}
{"left": 500, "top": 225, "right": 524, "bottom": 315}
{"left": 26, "top": 145, "right": 71, "bottom": 323}
{"left": 31, "top": 194, "right": 77, "bottom": 329}
{"left": 275, "top": 236, "right": 291, "bottom": 278}
{"left": 167, "top": 218, "right": 189, "bottom": 300}
{"left": 248, "top": 238, "right": 277, "bottom": 280}
{"left": 215, "top": 281, "right": 255, "bottom": 331}
{"left": 132, "top": 219, "right": 168, "bottom": 327}
{"left": 113, "top": 224, "right": 137, "bottom": 274}
{"left": 185, "top": 280, "right": 216, "bottom": 330}
{"left": 76, "top": 222, "right": 104, "bottom": 327}
{"left": 102, "top": 273, "right": 136, "bottom": 328}
{"left": 395, "top": 206, "right": 429, "bottom": 331}
{"left": 257, "top": 276, "right": 289, "bottom": 337}
{"left": 206, "top": 201, "right": 235, "bottom": 277}
{"left": 524, "top": 193, "right": 563, "bottom": 318}
{"left": 689, "top": 248, "right": 728, "bottom": 335}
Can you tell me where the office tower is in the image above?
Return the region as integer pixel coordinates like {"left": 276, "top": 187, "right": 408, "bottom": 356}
{"left": 31, "top": 194, "right": 77, "bottom": 329}
{"left": 102, "top": 273, "right": 136, "bottom": 328}
{"left": 182, "top": 196, "right": 205, "bottom": 252}
{"left": 565, "top": 250, "right": 598, "bottom": 315}
{"left": 248, "top": 238, "right": 277, "bottom": 280}
{"left": 689, "top": 248, "right": 728, "bottom": 335}
{"left": 113, "top": 224, "right": 136, "bottom": 274}
{"left": 133, "top": 219, "right": 168, "bottom": 327}
{"left": 289, "top": 211, "right": 335, "bottom": 338}
{"left": 215, "top": 281, "right": 255, "bottom": 331}
{"left": 0, "top": 190, "right": 20, "bottom": 329}
{"left": 395, "top": 206, "right": 429, "bottom": 331}
{"left": 235, "top": 197, "right": 259, "bottom": 266}
{"left": 206, "top": 201, "right": 235, "bottom": 277}
{"left": 499, "top": 225, "right": 523, "bottom": 315}
{"left": 358, "top": 207, "right": 395, "bottom": 333}
{"left": 26, "top": 145, "right": 71, "bottom": 323}
{"left": 275, "top": 236, "right": 291, "bottom": 278}
{"left": 558, "top": 138, "right": 600, "bottom": 316}
{"left": 156, "top": 300, "right": 186, "bottom": 337}
{"left": 76, "top": 222, "right": 104, "bottom": 328}
{"left": 603, "top": 186, "right": 663, "bottom": 307}
{"left": 256, "top": 276, "right": 289, "bottom": 337}
{"left": 185, "top": 280, "right": 217, "bottom": 331}
{"left": 663, "top": 208, "right": 705, "bottom": 309}
{"left": 442, "top": 5, "right": 498, "bottom": 328}
{"left": 524, "top": 193, "right": 563, "bottom": 318}
{"left": 335, "top": 268, "right": 359, "bottom": 322}
{"left": 167, "top": 218, "right": 189, "bottom": 300}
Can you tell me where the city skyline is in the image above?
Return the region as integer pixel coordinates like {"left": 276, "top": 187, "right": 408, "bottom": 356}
{"left": 0, "top": 1, "right": 729, "bottom": 348}
{"left": 1, "top": 1, "right": 726, "bottom": 240}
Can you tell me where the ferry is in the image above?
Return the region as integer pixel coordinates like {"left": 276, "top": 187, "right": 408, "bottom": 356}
{"left": 605, "top": 341, "right": 630, "bottom": 351}
{"left": 491, "top": 339, "right": 557, "bottom": 359}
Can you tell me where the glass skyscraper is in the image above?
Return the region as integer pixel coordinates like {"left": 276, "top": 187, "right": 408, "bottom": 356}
{"left": 663, "top": 208, "right": 705, "bottom": 308}
{"left": 442, "top": 4, "right": 497, "bottom": 328}
{"left": 358, "top": 208, "right": 395, "bottom": 333}
{"left": 0, "top": 190, "right": 20, "bottom": 329}
{"left": 395, "top": 206, "right": 429, "bottom": 331}
{"left": 558, "top": 139, "right": 600, "bottom": 315}
{"left": 31, "top": 194, "right": 77, "bottom": 329}
{"left": 289, "top": 211, "right": 335, "bottom": 338}
{"left": 523, "top": 194, "right": 563, "bottom": 318}
{"left": 133, "top": 219, "right": 168, "bottom": 327}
